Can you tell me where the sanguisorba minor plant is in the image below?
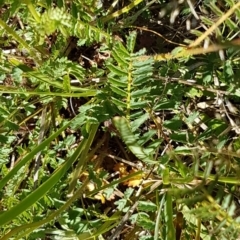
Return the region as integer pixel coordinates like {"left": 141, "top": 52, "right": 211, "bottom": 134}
{"left": 1, "top": 0, "right": 240, "bottom": 239}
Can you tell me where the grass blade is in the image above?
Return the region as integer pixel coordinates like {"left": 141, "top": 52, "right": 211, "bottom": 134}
{"left": 0, "top": 120, "right": 71, "bottom": 191}
{"left": 0, "top": 123, "right": 98, "bottom": 227}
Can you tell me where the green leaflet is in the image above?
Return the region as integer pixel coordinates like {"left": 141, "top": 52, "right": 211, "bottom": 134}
{"left": 130, "top": 100, "right": 149, "bottom": 109}
{"left": 131, "top": 88, "right": 151, "bottom": 98}
{"left": 112, "top": 49, "right": 129, "bottom": 67}
{"left": 133, "top": 65, "right": 153, "bottom": 75}
{"left": 130, "top": 112, "right": 149, "bottom": 132}
{"left": 107, "top": 63, "right": 128, "bottom": 76}
{"left": 110, "top": 85, "right": 128, "bottom": 97}
{"left": 132, "top": 57, "right": 153, "bottom": 67}
{"left": 111, "top": 97, "right": 126, "bottom": 108}
{"left": 113, "top": 42, "right": 130, "bottom": 59}
{"left": 113, "top": 116, "right": 157, "bottom": 164}
{"left": 108, "top": 76, "right": 128, "bottom": 87}
{"left": 133, "top": 74, "right": 153, "bottom": 86}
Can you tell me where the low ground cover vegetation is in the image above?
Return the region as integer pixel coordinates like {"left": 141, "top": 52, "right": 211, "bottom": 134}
{"left": 1, "top": 0, "right": 240, "bottom": 239}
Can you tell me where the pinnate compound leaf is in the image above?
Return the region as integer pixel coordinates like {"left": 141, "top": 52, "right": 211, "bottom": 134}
{"left": 113, "top": 117, "right": 157, "bottom": 164}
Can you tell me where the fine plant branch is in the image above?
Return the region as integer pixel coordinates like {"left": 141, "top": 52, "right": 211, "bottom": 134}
{"left": 100, "top": 0, "right": 144, "bottom": 23}
{"left": 154, "top": 75, "right": 233, "bottom": 96}
{"left": 189, "top": 1, "right": 240, "bottom": 47}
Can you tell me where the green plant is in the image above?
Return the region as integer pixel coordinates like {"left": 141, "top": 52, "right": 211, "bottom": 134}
{"left": 1, "top": 0, "right": 240, "bottom": 239}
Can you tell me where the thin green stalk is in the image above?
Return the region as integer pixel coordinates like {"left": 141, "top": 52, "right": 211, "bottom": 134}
{"left": 197, "top": 172, "right": 240, "bottom": 185}
{"left": 0, "top": 88, "right": 97, "bottom": 97}
{"left": 195, "top": 217, "right": 201, "bottom": 240}
{"left": 164, "top": 191, "right": 175, "bottom": 240}
{"left": 0, "top": 19, "right": 43, "bottom": 64}
{"left": 100, "top": 0, "right": 144, "bottom": 23}
{"left": 154, "top": 194, "right": 165, "bottom": 240}
{"left": 0, "top": 19, "right": 33, "bottom": 53}
{"left": 23, "top": 0, "right": 41, "bottom": 23}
